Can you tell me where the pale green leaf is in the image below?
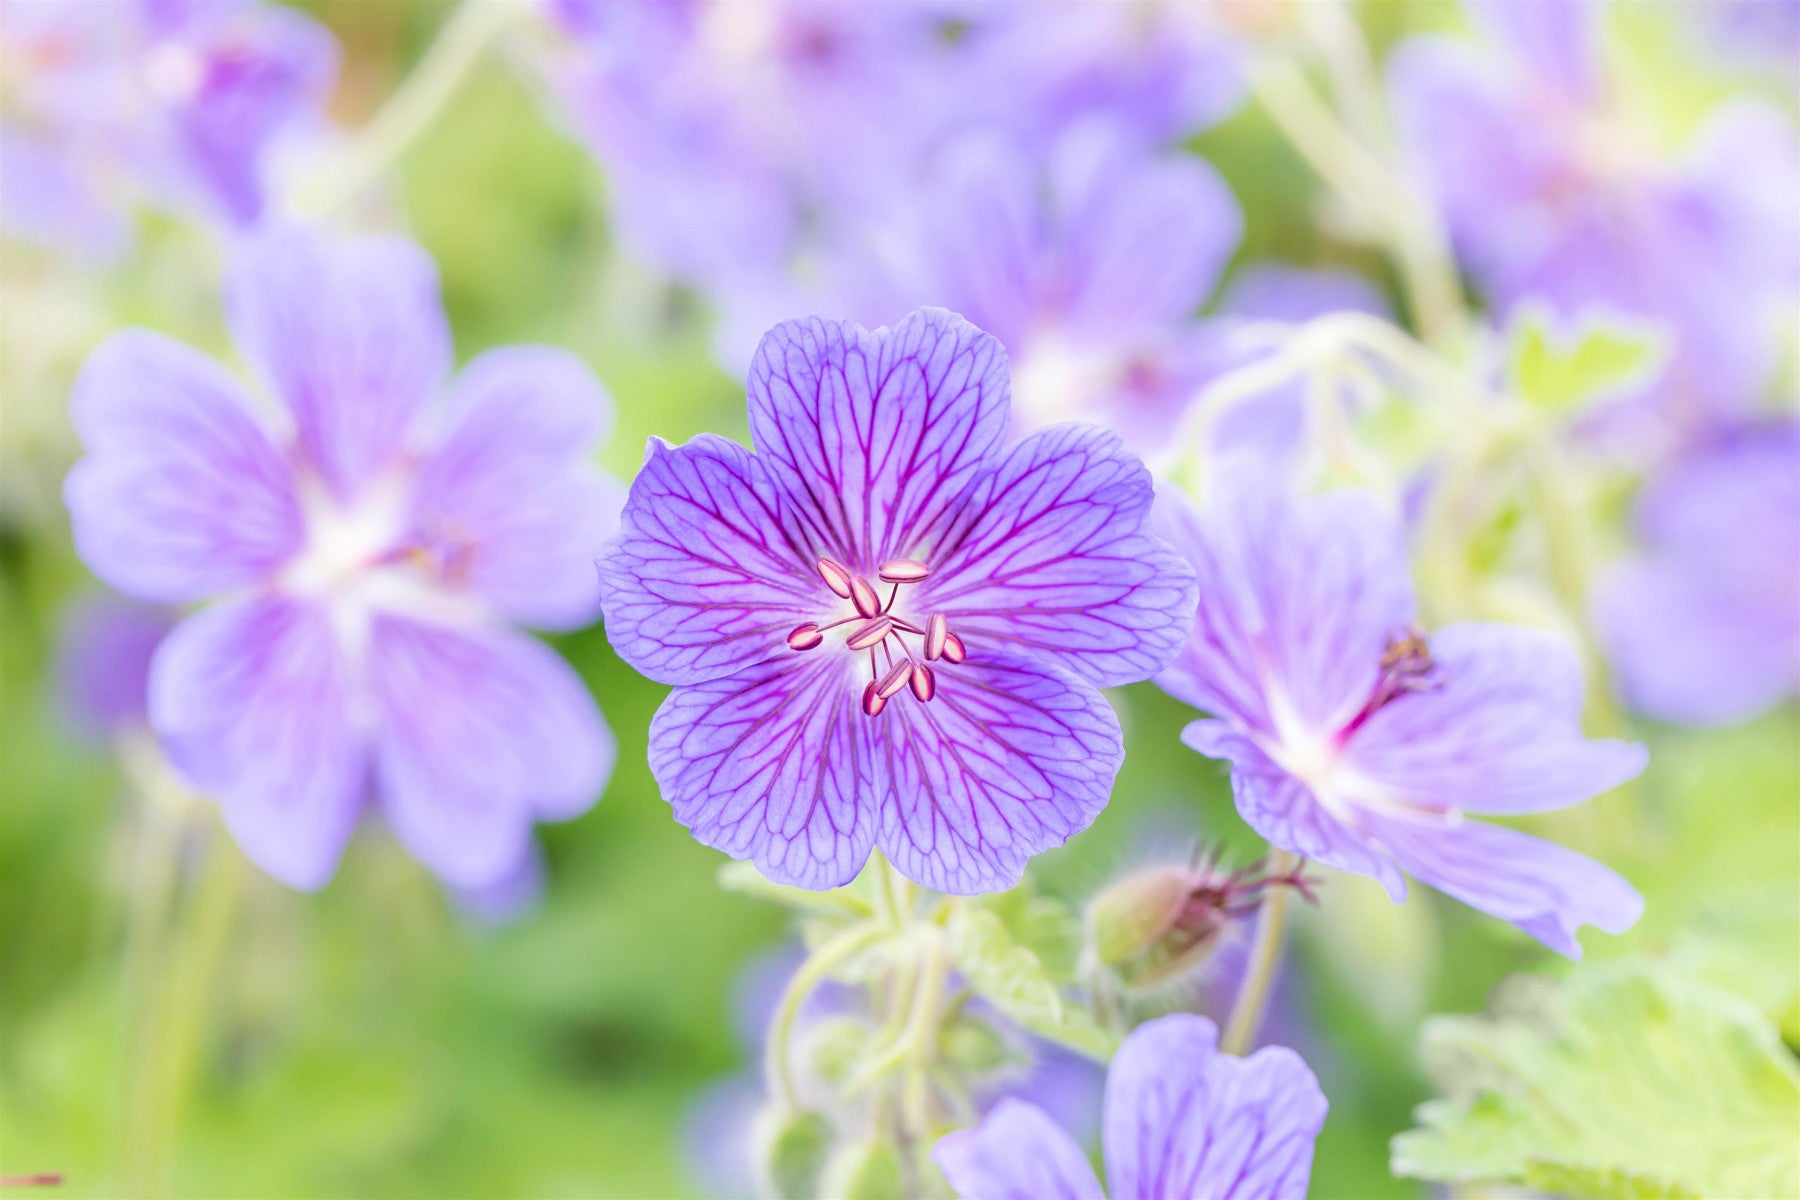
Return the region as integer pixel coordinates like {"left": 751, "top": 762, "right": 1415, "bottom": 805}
{"left": 1393, "top": 962, "right": 1800, "bottom": 1199}
{"left": 945, "top": 902, "right": 1116, "bottom": 1061}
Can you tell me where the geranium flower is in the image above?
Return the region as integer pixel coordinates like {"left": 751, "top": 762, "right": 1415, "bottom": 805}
{"left": 0, "top": 0, "right": 338, "bottom": 253}
{"left": 935, "top": 1012, "right": 1326, "bottom": 1200}
{"left": 64, "top": 227, "right": 618, "bottom": 890}
{"left": 1153, "top": 474, "right": 1646, "bottom": 957}
{"left": 598, "top": 308, "right": 1197, "bottom": 893}
{"left": 1595, "top": 422, "right": 1800, "bottom": 726}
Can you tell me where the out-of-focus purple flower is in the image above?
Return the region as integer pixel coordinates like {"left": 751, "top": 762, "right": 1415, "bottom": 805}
{"left": 64, "top": 226, "right": 618, "bottom": 891}
{"left": 936, "top": 1012, "right": 1326, "bottom": 1200}
{"left": 599, "top": 308, "right": 1196, "bottom": 893}
{"left": 1388, "top": 0, "right": 1800, "bottom": 444}
{"left": 832, "top": 120, "right": 1242, "bottom": 449}
{"left": 54, "top": 593, "right": 177, "bottom": 739}
{"left": 0, "top": 0, "right": 338, "bottom": 251}
{"left": 1153, "top": 472, "right": 1646, "bottom": 958}
{"left": 1595, "top": 422, "right": 1800, "bottom": 727}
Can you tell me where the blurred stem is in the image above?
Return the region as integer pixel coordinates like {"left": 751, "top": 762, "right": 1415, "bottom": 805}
{"left": 1222, "top": 850, "right": 1301, "bottom": 1056}
{"left": 119, "top": 825, "right": 244, "bottom": 1198}
{"left": 290, "top": 0, "right": 523, "bottom": 220}
{"left": 765, "top": 920, "right": 886, "bottom": 1112}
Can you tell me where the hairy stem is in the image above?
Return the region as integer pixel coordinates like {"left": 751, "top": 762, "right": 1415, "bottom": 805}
{"left": 765, "top": 920, "right": 886, "bottom": 1112}
{"left": 1222, "top": 850, "right": 1302, "bottom": 1056}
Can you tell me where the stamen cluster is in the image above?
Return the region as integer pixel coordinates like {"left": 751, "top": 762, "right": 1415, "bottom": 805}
{"left": 787, "top": 557, "right": 967, "bottom": 718}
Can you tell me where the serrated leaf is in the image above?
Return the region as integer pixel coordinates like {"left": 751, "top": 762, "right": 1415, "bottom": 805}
{"left": 945, "top": 902, "right": 1116, "bottom": 1061}
{"left": 975, "top": 887, "right": 1084, "bottom": 983}
{"left": 1393, "top": 962, "right": 1800, "bottom": 1199}
{"left": 717, "top": 861, "right": 870, "bottom": 918}
{"left": 1509, "top": 309, "right": 1663, "bottom": 416}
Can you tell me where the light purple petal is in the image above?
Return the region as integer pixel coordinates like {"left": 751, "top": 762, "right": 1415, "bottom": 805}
{"left": 1465, "top": 0, "right": 1603, "bottom": 97}
{"left": 875, "top": 655, "right": 1122, "bottom": 895}
{"left": 226, "top": 227, "right": 451, "bottom": 498}
{"left": 599, "top": 434, "right": 822, "bottom": 686}
{"left": 65, "top": 329, "right": 303, "bottom": 603}
{"left": 1342, "top": 623, "right": 1647, "bottom": 815}
{"left": 1153, "top": 480, "right": 1414, "bottom": 736}
{"left": 1359, "top": 811, "right": 1644, "bottom": 958}
{"left": 1103, "top": 1013, "right": 1326, "bottom": 1200}
{"left": 367, "top": 615, "right": 613, "bottom": 889}
{"left": 149, "top": 596, "right": 364, "bottom": 890}
{"left": 1182, "top": 720, "right": 1408, "bottom": 902}
{"left": 410, "top": 346, "right": 619, "bottom": 631}
{"left": 648, "top": 655, "right": 877, "bottom": 890}
{"left": 923, "top": 423, "right": 1198, "bottom": 688}
{"left": 745, "top": 309, "right": 1011, "bottom": 570}
{"left": 56, "top": 594, "right": 177, "bottom": 738}
{"left": 935, "top": 1098, "right": 1104, "bottom": 1200}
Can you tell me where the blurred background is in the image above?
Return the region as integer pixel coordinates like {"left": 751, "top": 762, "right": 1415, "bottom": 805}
{"left": 1, "top": 1, "right": 1796, "bottom": 1197}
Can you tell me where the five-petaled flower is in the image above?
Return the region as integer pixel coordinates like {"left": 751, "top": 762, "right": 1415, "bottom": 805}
{"left": 598, "top": 308, "right": 1197, "bottom": 893}
{"left": 64, "top": 226, "right": 619, "bottom": 891}
{"left": 1153, "top": 473, "right": 1646, "bottom": 958}
{"left": 935, "top": 1012, "right": 1326, "bottom": 1200}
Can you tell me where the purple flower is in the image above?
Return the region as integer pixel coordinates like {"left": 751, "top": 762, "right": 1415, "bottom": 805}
{"left": 64, "top": 227, "right": 618, "bottom": 890}
{"left": 1595, "top": 422, "right": 1800, "bottom": 727}
{"left": 1388, "top": 0, "right": 1799, "bottom": 443}
{"left": 54, "top": 593, "right": 177, "bottom": 739}
{"left": 0, "top": 0, "right": 338, "bottom": 251}
{"left": 935, "top": 1012, "right": 1326, "bottom": 1200}
{"left": 598, "top": 308, "right": 1197, "bottom": 892}
{"left": 1152, "top": 473, "right": 1646, "bottom": 957}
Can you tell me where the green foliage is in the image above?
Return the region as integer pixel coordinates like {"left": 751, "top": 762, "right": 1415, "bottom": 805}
{"left": 1507, "top": 308, "right": 1664, "bottom": 418}
{"left": 943, "top": 901, "right": 1116, "bottom": 1062}
{"left": 1393, "top": 962, "right": 1800, "bottom": 1199}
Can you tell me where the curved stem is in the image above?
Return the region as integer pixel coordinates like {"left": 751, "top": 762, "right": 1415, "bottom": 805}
{"left": 764, "top": 920, "right": 886, "bottom": 1112}
{"left": 1222, "top": 850, "right": 1301, "bottom": 1056}
{"left": 289, "top": 0, "right": 523, "bottom": 220}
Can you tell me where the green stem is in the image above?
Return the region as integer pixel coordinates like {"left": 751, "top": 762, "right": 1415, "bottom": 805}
{"left": 289, "top": 0, "right": 523, "bottom": 220}
{"left": 1222, "top": 850, "right": 1301, "bottom": 1056}
{"left": 764, "top": 920, "right": 886, "bottom": 1112}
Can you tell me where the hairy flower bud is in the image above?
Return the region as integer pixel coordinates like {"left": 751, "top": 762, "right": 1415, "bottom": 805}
{"left": 755, "top": 1108, "right": 833, "bottom": 1200}
{"left": 820, "top": 1138, "right": 906, "bottom": 1200}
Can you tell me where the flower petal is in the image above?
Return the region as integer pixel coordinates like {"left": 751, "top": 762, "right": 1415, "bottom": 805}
{"left": 745, "top": 308, "right": 1010, "bottom": 568}
{"left": 65, "top": 330, "right": 303, "bottom": 603}
{"left": 874, "top": 655, "right": 1121, "bottom": 894}
{"left": 226, "top": 226, "right": 451, "bottom": 498}
{"left": 935, "top": 1098, "right": 1105, "bottom": 1200}
{"left": 648, "top": 655, "right": 877, "bottom": 890}
{"left": 1182, "top": 720, "right": 1407, "bottom": 901}
{"left": 367, "top": 616, "right": 613, "bottom": 888}
{"left": 1103, "top": 1013, "right": 1326, "bottom": 1200}
{"left": 410, "top": 346, "right": 619, "bottom": 630}
{"left": 924, "top": 423, "right": 1197, "bottom": 687}
{"left": 1359, "top": 811, "right": 1644, "bottom": 958}
{"left": 149, "top": 596, "right": 363, "bottom": 890}
{"left": 1342, "top": 623, "right": 1647, "bottom": 815}
{"left": 599, "top": 434, "right": 822, "bottom": 686}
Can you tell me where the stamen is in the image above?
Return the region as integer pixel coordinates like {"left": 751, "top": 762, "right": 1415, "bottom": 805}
{"left": 888, "top": 615, "right": 925, "bottom": 636}
{"left": 786, "top": 623, "right": 823, "bottom": 651}
{"left": 909, "top": 663, "right": 936, "bottom": 702}
{"left": 941, "top": 631, "right": 967, "bottom": 664}
{"left": 876, "top": 660, "right": 913, "bottom": 699}
{"left": 924, "top": 613, "right": 948, "bottom": 661}
{"left": 878, "top": 560, "right": 930, "bottom": 584}
{"left": 849, "top": 575, "right": 882, "bottom": 618}
{"left": 817, "top": 557, "right": 855, "bottom": 599}
{"left": 861, "top": 680, "right": 887, "bottom": 717}
{"left": 845, "top": 616, "right": 894, "bottom": 651}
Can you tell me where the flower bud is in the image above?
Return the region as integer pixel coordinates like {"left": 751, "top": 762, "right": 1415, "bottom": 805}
{"left": 937, "top": 1010, "right": 1019, "bottom": 1079}
{"left": 804, "top": 1015, "right": 873, "bottom": 1087}
{"left": 820, "top": 1138, "right": 905, "bottom": 1200}
{"left": 754, "top": 1108, "right": 833, "bottom": 1200}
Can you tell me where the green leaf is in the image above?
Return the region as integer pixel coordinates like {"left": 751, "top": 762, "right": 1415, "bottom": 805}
{"left": 1508, "top": 308, "right": 1663, "bottom": 417}
{"left": 945, "top": 902, "right": 1116, "bottom": 1061}
{"left": 1393, "top": 962, "right": 1800, "bottom": 1199}
{"left": 717, "top": 861, "right": 871, "bottom": 918}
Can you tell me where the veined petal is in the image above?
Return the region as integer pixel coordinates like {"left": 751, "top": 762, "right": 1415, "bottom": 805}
{"left": 66, "top": 330, "right": 303, "bottom": 603}
{"left": 1103, "top": 1013, "right": 1326, "bottom": 1200}
{"left": 874, "top": 655, "right": 1121, "bottom": 895}
{"left": 367, "top": 615, "right": 613, "bottom": 889}
{"left": 149, "top": 596, "right": 363, "bottom": 890}
{"left": 746, "top": 308, "right": 1010, "bottom": 568}
{"left": 599, "top": 434, "right": 820, "bottom": 686}
{"left": 226, "top": 226, "right": 451, "bottom": 498}
{"left": 411, "top": 346, "right": 619, "bottom": 631}
{"left": 1343, "top": 623, "right": 1647, "bottom": 815}
{"left": 935, "top": 1099, "right": 1104, "bottom": 1200}
{"left": 1182, "top": 721, "right": 1408, "bottom": 902}
{"left": 924, "top": 422, "right": 1197, "bottom": 688}
{"left": 648, "top": 655, "right": 877, "bottom": 890}
{"left": 1360, "top": 811, "right": 1644, "bottom": 959}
